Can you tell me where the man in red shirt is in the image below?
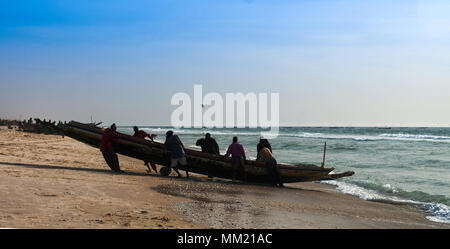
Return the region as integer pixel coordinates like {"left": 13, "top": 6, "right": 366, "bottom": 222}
{"left": 133, "top": 126, "right": 158, "bottom": 173}
{"left": 100, "top": 123, "right": 122, "bottom": 172}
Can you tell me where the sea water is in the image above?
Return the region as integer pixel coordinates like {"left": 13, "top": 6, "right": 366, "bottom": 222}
{"left": 117, "top": 126, "right": 450, "bottom": 224}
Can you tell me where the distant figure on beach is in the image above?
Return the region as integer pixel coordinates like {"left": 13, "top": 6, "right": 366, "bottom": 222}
{"left": 196, "top": 133, "right": 220, "bottom": 155}
{"left": 222, "top": 136, "right": 247, "bottom": 182}
{"left": 256, "top": 136, "right": 272, "bottom": 160}
{"left": 258, "top": 147, "right": 283, "bottom": 187}
{"left": 133, "top": 126, "right": 158, "bottom": 173}
{"left": 100, "top": 123, "right": 123, "bottom": 173}
{"left": 164, "top": 130, "right": 189, "bottom": 178}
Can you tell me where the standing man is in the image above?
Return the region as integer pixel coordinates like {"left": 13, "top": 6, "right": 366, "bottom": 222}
{"left": 133, "top": 126, "right": 158, "bottom": 173}
{"left": 164, "top": 130, "right": 189, "bottom": 178}
{"left": 258, "top": 147, "right": 283, "bottom": 187}
{"left": 222, "top": 136, "right": 247, "bottom": 182}
{"left": 100, "top": 123, "right": 123, "bottom": 173}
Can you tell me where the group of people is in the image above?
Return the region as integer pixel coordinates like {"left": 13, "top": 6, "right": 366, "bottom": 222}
{"left": 100, "top": 124, "right": 158, "bottom": 173}
{"left": 99, "top": 124, "right": 283, "bottom": 187}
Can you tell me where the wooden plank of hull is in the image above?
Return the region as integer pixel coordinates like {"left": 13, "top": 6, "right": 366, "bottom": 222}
{"left": 64, "top": 121, "right": 334, "bottom": 183}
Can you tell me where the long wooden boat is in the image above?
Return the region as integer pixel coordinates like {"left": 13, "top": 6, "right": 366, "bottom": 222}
{"left": 37, "top": 120, "right": 354, "bottom": 183}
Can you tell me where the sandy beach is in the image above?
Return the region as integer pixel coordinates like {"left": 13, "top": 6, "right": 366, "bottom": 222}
{"left": 0, "top": 126, "right": 448, "bottom": 229}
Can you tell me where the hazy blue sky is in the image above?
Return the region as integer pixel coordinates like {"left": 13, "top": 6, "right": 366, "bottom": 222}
{"left": 1, "top": 0, "right": 449, "bottom": 126}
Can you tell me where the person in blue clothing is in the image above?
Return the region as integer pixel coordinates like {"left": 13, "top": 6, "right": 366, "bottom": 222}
{"left": 164, "top": 130, "right": 189, "bottom": 178}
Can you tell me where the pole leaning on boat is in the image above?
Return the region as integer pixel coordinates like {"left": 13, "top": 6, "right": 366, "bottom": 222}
{"left": 321, "top": 142, "right": 327, "bottom": 168}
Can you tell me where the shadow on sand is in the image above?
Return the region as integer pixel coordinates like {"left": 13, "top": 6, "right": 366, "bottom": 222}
{"left": 0, "top": 161, "right": 320, "bottom": 193}
{"left": 0, "top": 161, "right": 154, "bottom": 177}
{"left": 0, "top": 161, "right": 259, "bottom": 185}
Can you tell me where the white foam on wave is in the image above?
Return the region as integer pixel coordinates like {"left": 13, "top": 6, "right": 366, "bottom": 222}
{"left": 423, "top": 203, "right": 450, "bottom": 224}
{"left": 292, "top": 132, "right": 381, "bottom": 141}
{"left": 321, "top": 180, "right": 386, "bottom": 200}
{"left": 142, "top": 128, "right": 260, "bottom": 136}
{"left": 427, "top": 216, "right": 450, "bottom": 224}
{"left": 292, "top": 132, "right": 450, "bottom": 143}
{"left": 141, "top": 127, "right": 165, "bottom": 132}
{"left": 379, "top": 133, "right": 450, "bottom": 142}
{"left": 133, "top": 127, "right": 450, "bottom": 143}
{"left": 321, "top": 180, "right": 450, "bottom": 224}
{"left": 188, "top": 145, "right": 202, "bottom": 150}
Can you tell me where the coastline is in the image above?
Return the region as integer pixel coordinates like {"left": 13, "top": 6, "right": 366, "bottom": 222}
{"left": 0, "top": 126, "right": 448, "bottom": 229}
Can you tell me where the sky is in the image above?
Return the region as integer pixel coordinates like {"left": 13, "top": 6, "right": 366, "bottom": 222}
{"left": 0, "top": 0, "right": 449, "bottom": 126}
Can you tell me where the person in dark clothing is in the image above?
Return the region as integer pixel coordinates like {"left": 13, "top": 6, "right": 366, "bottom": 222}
{"left": 222, "top": 136, "right": 247, "bottom": 182}
{"left": 100, "top": 123, "right": 123, "bottom": 173}
{"left": 196, "top": 133, "right": 219, "bottom": 178}
{"left": 258, "top": 147, "right": 283, "bottom": 187}
{"left": 256, "top": 137, "right": 272, "bottom": 160}
{"left": 164, "top": 130, "right": 189, "bottom": 178}
{"left": 196, "top": 133, "right": 220, "bottom": 155}
{"left": 133, "top": 126, "right": 158, "bottom": 173}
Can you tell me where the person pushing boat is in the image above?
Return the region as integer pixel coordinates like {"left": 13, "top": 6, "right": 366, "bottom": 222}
{"left": 258, "top": 147, "right": 283, "bottom": 187}
{"left": 196, "top": 132, "right": 220, "bottom": 178}
{"left": 133, "top": 126, "right": 158, "bottom": 173}
{"left": 164, "top": 130, "right": 189, "bottom": 178}
{"left": 222, "top": 136, "right": 247, "bottom": 182}
{"left": 100, "top": 123, "right": 123, "bottom": 173}
{"left": 196, "top": 133, "right": 220, "bottom": 155}
{"left": 256, "top": 136, "right": 272, "bottom": 160}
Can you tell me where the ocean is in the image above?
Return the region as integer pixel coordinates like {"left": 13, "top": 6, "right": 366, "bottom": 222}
{"left": 117, "top": 126, "right": 450, "bottom": 224}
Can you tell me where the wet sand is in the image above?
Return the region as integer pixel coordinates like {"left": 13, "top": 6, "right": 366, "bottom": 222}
{"left": 0, "top": 126, "right": 448, "bottom": 229}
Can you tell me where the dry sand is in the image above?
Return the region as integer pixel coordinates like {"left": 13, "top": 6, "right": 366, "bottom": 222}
{"left": 0, "top": 126, "right": 448, "bottom": 229}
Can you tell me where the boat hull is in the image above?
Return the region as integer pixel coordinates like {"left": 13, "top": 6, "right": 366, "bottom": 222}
{"left": 60, "top": 121, "right": 339, "bottom": 183}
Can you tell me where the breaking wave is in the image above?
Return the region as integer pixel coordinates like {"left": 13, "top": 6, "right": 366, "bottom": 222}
{"left": 321, "top": 180, "right": 450, "bottom": 224}
{"left": 378, "top": 133, "right": 450, "bottom": 142}
{"left": 121, "top": 127, "right": 450, "bottom": 143}
{"left": 292, "top": 132, "right": 450, "bottom": 143}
